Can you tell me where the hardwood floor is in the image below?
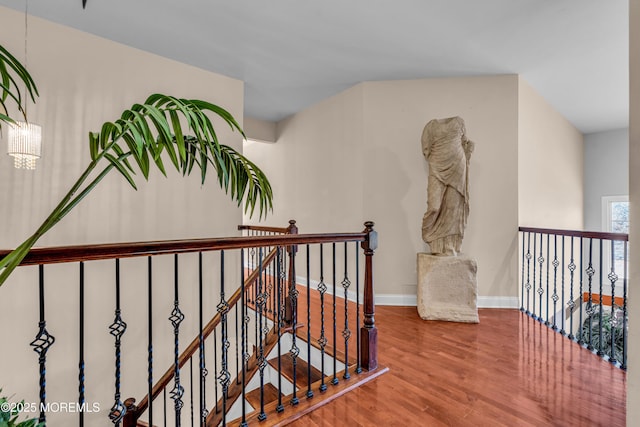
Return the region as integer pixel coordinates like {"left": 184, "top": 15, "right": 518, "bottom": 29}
{"left": 290, "top": 306, "right": 626, "bottom": 427}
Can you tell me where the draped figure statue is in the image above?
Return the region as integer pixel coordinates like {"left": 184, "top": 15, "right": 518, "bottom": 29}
{"left": 421, "top": 116, "right": 474, "bottom": 256}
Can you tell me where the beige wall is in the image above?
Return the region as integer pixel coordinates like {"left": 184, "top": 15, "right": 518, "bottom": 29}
{"left": 244, "top": 116, "right": 277, "bottom": 143}
{"left": 628, "top": 0, "right": 639, "bottom": 420}
{"left": 247, "top": 76, "right": 521, "bottom": 304}
{"left": 518, "top": 78, "right": 584, "bottom": 229}
{"left": 244, "top": 84, "right": 365, "bottom": 232}
{"left": 0, "top": 7, "right": 244, "bottom": 424}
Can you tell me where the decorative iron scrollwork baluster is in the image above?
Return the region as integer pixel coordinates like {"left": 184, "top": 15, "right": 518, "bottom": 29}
{"left": 585, "top": 239, "right": 595, "bottom": 350}
{"left": 31, "top": 265, "right": 55, "bottom": 425}
{"left": 545, "top": 234, "right": 551, "bottom": 326}
{"left": 218, "top": 250, "right": 231, "bottom": 425}
{"left": 317, "top": 244, "right": 328, "bottom": 392}
{"left": 567, "top": 237, "right": 577, "bottom": 340}
{"left": 198, "top": 252, "right": 208, "bottom": 423}
{"left": 332, "top": 243, "right": 338, "bottom": 386}
{"left": 342, "top": 242, "right": 352, "bottom": 380}
{"left": 551, "top": 235, "right": 559, "bottom": 330}
{"left": 560, "top": 236, "right": 566, "bottom": 335}
{"left": 240, "top": 249, "right": 249, "bottom": 427}
{"left": 537, "top": 233, "right": 545, "bottom": 323}
{"left": 276, "top": 246, "right": 285, "bottom": 413}
{"left": 169, "top": 254, "right": 185, "bottom": 425}
{"left": 532, "top": 233, "right": 537, "bottom": 319}
{"left": 257, "top": 247, "right": 268, "bottom": 420}
{"left": 109, "top": 259, "right": 127, "bottom": 425}
{"left": 306, "top": 245, "right": 314, "bottom": 399}
{"left": 597, "top": 239, "right": 605, "bottom": 357}
{"left": 608, "top": 240, "right": 619, "bottom": 364}
{"left": 525, "top": 232, "right": 532, "bottom": 315}
{"left": 622, "top": 241, "right": 628, "bottom": 370}
{"left": 289, "top": 244, "right": 300, "bottom": 405}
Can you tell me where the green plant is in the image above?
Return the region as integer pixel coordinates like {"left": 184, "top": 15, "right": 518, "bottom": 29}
{"left": 580, "top": 306, "right": 627, "bottom": 362}
{"left": 0, "top": 43, "right": 272, "bottom": 288}
{"left": 0, "top": 44, "right": 39, "bottom": 129}
{"left": 0, "top": 392, "right": 42, "bottom": 427}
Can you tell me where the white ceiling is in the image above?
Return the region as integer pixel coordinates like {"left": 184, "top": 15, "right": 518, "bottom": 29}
{"left": 0, "top": 0, "right": 629, "bottom": 133}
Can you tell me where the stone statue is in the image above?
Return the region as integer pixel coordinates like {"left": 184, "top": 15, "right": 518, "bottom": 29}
{"left": 421, "top": 116, "right": 474, "bottom": 256}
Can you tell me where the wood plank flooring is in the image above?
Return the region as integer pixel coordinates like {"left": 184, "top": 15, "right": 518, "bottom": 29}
{"left": 290, "top": 307, "right": 626, "bottom": 427}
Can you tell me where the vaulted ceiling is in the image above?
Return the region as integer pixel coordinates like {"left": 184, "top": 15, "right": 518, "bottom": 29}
{"left": 0, "top": 0, "right": 628, "bottom": 133}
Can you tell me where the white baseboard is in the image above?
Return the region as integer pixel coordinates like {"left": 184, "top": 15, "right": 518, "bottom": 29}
{"left": 374, "top": 294, "right": 519, "bottom": 309}
{"left": 477, "top": 296, "right": 519, "bottom": 309}
{"left": 375, "top": 294, "right": 417, "bottom": 306}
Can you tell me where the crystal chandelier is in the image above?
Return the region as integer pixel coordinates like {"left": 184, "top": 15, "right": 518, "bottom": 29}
{"left": 7, "top": 120, "right": 42, "bottom": 170}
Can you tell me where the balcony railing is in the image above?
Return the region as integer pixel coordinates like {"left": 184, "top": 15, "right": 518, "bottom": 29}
{"left": 518, "top": 227, "right": 629, "bottom": 369}
{"left": 0, "top": 220, "right": 379, "bottom": 426}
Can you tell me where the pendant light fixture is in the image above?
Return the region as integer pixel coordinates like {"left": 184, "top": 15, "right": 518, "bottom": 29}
{"left": 7, "top": 0, "right": 42, "bottom": 170}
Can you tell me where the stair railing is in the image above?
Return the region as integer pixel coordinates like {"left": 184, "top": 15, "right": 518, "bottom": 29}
{"left": 0, "top": 220, "right": 378, "bottom": 427}
{"left": 519, "top": 226, "right": 629, "bottom": 369}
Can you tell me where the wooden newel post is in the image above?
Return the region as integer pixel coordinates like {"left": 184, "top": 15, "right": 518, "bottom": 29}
{"left": 360, "top": 221, "right": 378, "bottom": 371}
{"left": 285, "top": 220, "right": 298, "bottom": 323}
{"left": 121, "top": 398, "right": 138, "bottom": 427}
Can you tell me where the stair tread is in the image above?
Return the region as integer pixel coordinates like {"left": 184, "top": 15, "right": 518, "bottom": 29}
{"left": 245, "top": 382, "right": 282, "bottom": 410}
{"left": 267, "top": 354, "right": 324, "bottom": 388}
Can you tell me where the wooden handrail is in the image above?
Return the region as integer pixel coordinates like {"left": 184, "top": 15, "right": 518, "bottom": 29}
{"left": 0, "top": 232, "right": 366, "bottom": 267}
{"left": 238, "top": 219, "right": 297, "bottom": 234}
{"left": 132, "top": 247, "right": 280, "bottom": 418}
{"left": 519, "top": 227, "right": 628, "bottom": 242}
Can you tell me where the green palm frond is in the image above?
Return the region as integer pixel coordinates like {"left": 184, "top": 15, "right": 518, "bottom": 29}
{"left": 0, "top": 44, "right": 39, "bottom": 128}
{"left": 0, "top": 94, "right": 273, "bottom": 287}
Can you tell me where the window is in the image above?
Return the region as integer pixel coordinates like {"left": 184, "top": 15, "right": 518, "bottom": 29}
{"left": 602, "top": 196, "right": 629, "bottom": 278}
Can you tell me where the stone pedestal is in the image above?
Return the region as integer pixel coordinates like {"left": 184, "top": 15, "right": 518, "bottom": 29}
{"left": 417, "top": 253, "right": 479, "bottom": 323}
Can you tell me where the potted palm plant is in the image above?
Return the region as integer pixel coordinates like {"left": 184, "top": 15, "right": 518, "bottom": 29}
{"left": 0, "top": 43, "right": 273, "bottom": 287}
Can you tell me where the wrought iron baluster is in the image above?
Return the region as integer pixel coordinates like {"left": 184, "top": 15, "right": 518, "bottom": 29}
{"left": 213, "top": 329, "right": 218, "bottom": 412}
{"left": 108, "top": 259, "right": 126, "bottom": 425}
{"left": 597, "top": 239, "right": 605, "bottom": 357}
{"left": 189, "top": 357, "right": 194, "bottom": 427}
{"left": 240, "top": 249, "right": 249, "bottom": 426}
{"left": 198, "top": 252, "right": 208, "bottom": 424}
{"left": 586, "top": 239, "right": 595, "bottom": 350}
{"left": 525, "top": 232, "right": 532, "bottom": 315}
{"left": 289, "top": 243, "right": 300, "bottom": 405}
{"left": 332, "top": 243, "right": 338, "bottom": 386}
{"left": 608, "top": 240, "right": 619, "bottom": 364}
{"left": 235, "top": 295, "right": 240, "bottom": 387}
{"left": 306, "top": 245, "right": 314, "bottom": 398}
{"left": 163, "top": 388, "right": 167, "bottom": 426}
{"left": 546, "top": 234, "right": 551, "bottom": 326}
{"left": 520, "top": 232, "right": 525, "bottom": 312}
{"left": 532, "top": 233, "right": 537, "bottom": 319}
{"left": 169, "top": 254, "right": 185, "bottom": 426}
{"left": 355, "top": 242, "right": 362, "bottom": 374}
{"left": 567, "top": 237, "right": 577, "bottom": 340}
{"left": 622, "top": 241, "right": 628, "bottom": 370}
{"left": 551, "top": 235, "right": 559, "bottom": 330}
{"left": 317, "top": 244, "right": 328, "bottom": 392}
{"left": 276, "top": 247, "right": 285, "bottom": 413}
{"left": 342, "top": 241, "right": 351, "bottom": 380}
{"left": 578, "top": 237, "right": 585, "bottom": 344}
{"left": 79, "top": 261, "right": 85, "bottom": 427}
{"left": 31, "top": 265, "right": 55, "bottom": 425}
{"left": 257, "top": 247, "right": 268, "bottom": 420}
{"left": 537, "top": 233, "right": 545, "bottom": 323}
{"left": 218, "top": 250, "right": 231, "bottom": 426}
{"left": 147, "top": 256, "right": 154, "bottom": 427}
{"left": 560, "top": 236, "right": 566, "bottom": 335}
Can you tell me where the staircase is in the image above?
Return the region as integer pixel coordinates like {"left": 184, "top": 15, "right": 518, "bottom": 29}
{"left": 119, "top": 221, "right": 383, "bottom": 426}
{"left": 2, "top": 220, "right": 382, "bottom": 426}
